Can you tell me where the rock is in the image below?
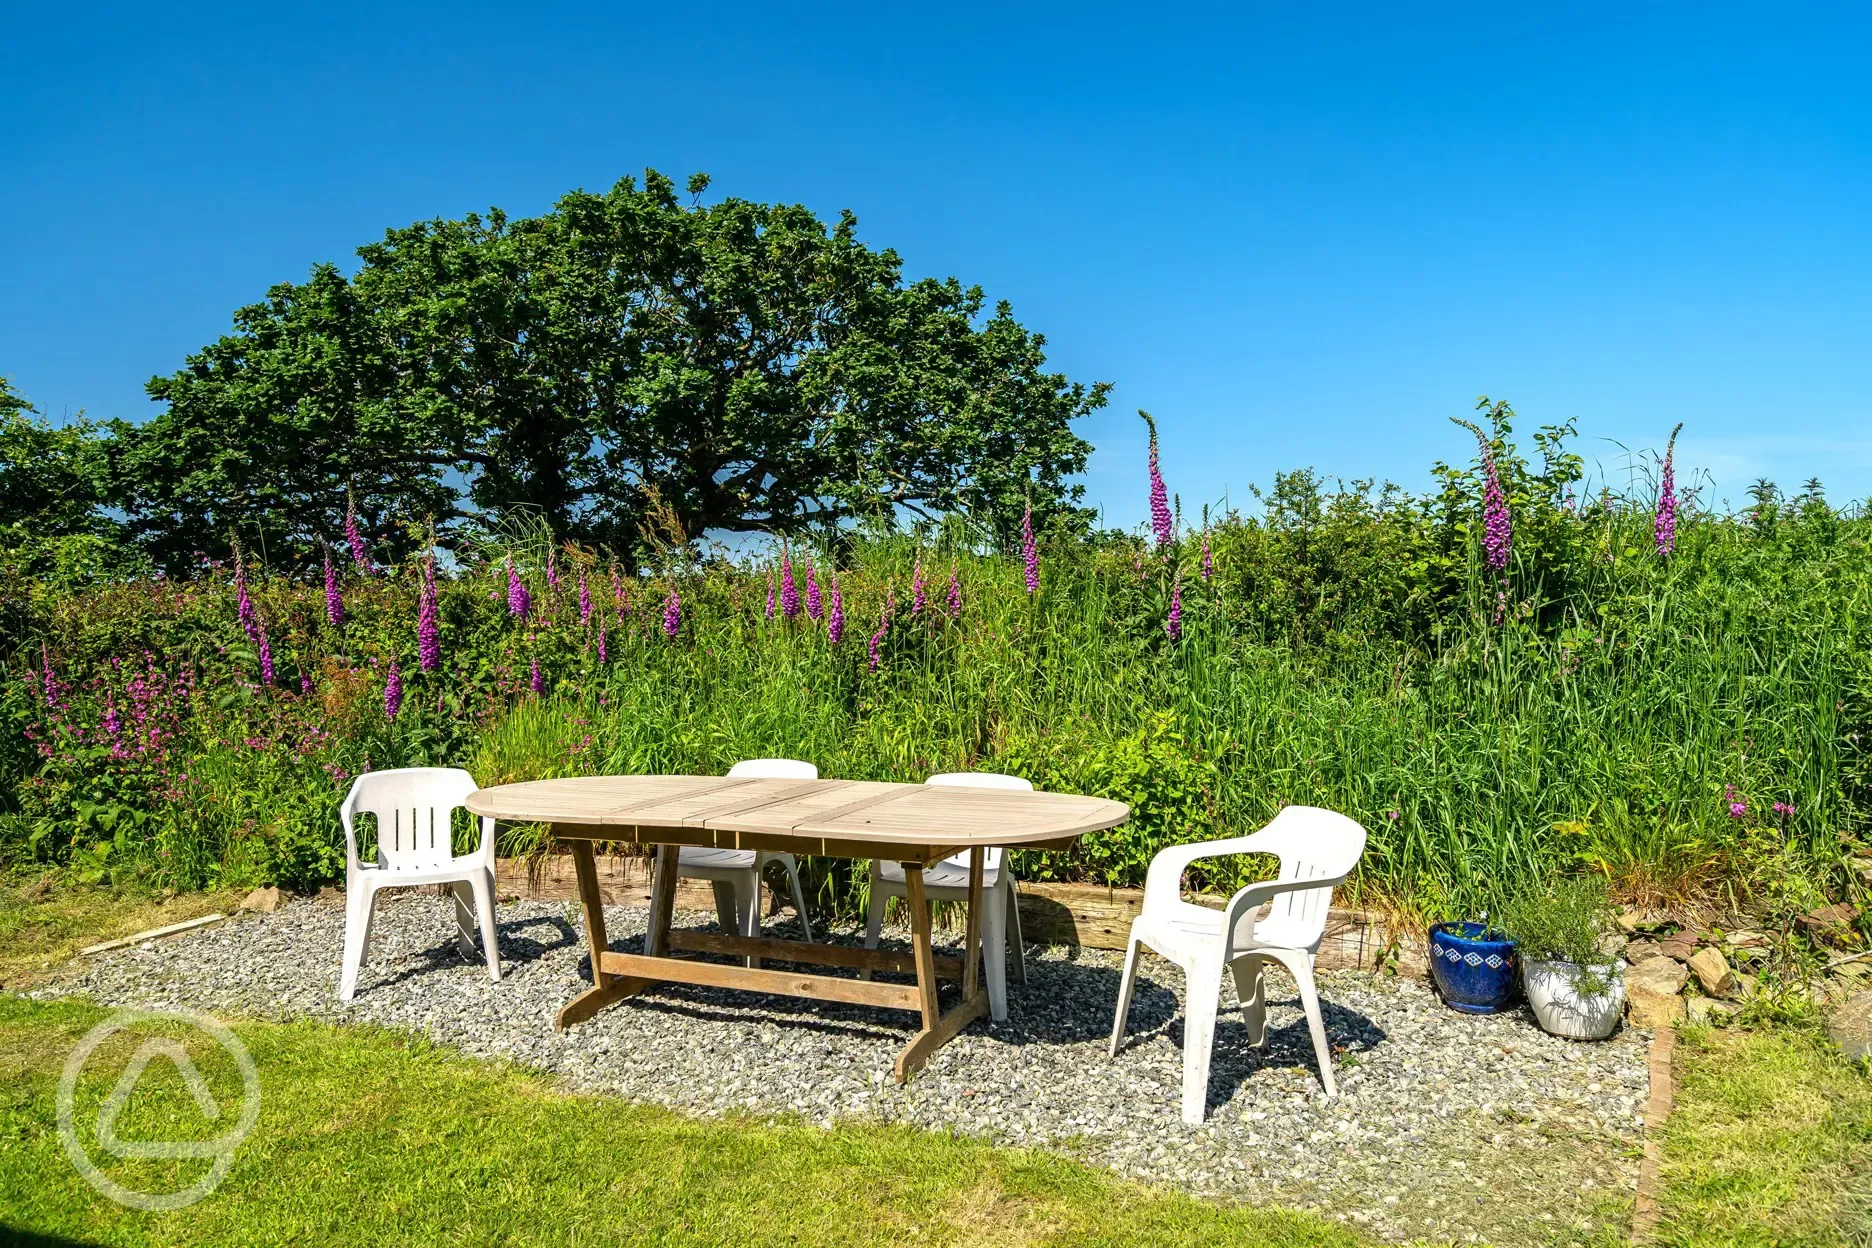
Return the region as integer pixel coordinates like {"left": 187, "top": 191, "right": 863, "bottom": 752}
{"left": 1735, "top": 973, "right": 1759, "bottom": 1000}
{"left": 1686, "top": 997, "right": 1742, "bottom": 1024}
{"left": 1723, "top": 929, "right": 1768, "bottom": 949}
{"left": 1625, "top": 957, "right": 1689, "bottom": 1027}
{"left": 1797, "top": 903, "right": 1860, "bottom": 936}
{"left": 1624, "top": 939, "right": 1664, "bottom": 963}
{"left": 239, "top": 886, "right": 284, "bottom": 914}
{"left": 1656, "top": 932, "right": 1699, "bottom": 962}
{"left": 1687, "top": 947, "right": 1737, "bottom": 998}
{"left": 1834, "top": 961, "right": 1871, "bottom": 982}
{"left": 1616, "top": 910, "right": 1646, "bottom": 935}
{"left": 316, "top": 885, "right": 346, "bottom": 906}
{"left": 1830, "top": 993, "right": 1872, "bottom": 1058}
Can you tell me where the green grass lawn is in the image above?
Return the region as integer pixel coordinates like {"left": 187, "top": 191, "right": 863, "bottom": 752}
{"left": 0, "top": 995, "right": 1363, "bottom": 1248}
{"left": 1653, "top": 1022, "right": 1872, "bottom": 1248}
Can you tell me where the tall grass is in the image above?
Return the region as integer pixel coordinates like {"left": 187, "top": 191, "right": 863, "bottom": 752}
{"left": 4, "top": 432, "right": 1866, "bottom": 921}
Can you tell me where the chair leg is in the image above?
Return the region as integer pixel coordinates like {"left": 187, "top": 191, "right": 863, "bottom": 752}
{"left": 1276, "top": 949, "right": 1337, "bottom": 1098}
{"left": 1231, "top": 954, "right": 1267, "bottom": 1047}
{"left": 450, "top": 880, "right": 476, "bottom": 959}
{"left": 859, "top": 870, "right": 886, "bottom": 981}
{"left": 1180, "top": 958, "right": 1223, "bottom": 1125}
{"left": 1005, "top": 878, "right": 1026, "bottom": 985}
{"left": 981, "top": 884, "right": 1008, "bottom": 1022}
{"left": 782, "top": 857, "right": 813, "bottom": 942}
{"left": 339, "top": 883, "right": 375, "bottom": 1002}
{"left": 735, "top": 869, "right": 761, "bottom": 969}
{"left": 1109, "top": 932, "right": 1143, "bottom": 1057}
{"left": 470, "top": 868, "right": 502, "bottom": 983}
{"left": 710, "top": 880, "right": 739, "bottom": 937}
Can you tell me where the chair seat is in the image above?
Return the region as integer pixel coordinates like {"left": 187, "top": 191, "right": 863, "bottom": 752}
{"left": 679, "top": 846, "right": 757, "bottom": 871}
{"left": 1137, "top": 899, "right": 1318, "bottom": 962}
{"left": 877, "top": 857, "right": 1004, "bottom": 893}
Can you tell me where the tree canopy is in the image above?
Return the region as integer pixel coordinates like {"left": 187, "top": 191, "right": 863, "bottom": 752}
{"left": 118, "top": 171, "right": 1108, "bottom": 568}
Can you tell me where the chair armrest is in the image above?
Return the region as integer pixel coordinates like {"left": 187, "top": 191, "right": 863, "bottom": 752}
{"left": 474, "top": 814, "right": 498, "bottom": 867}
{"left": 1222, "top": 873, "right": 1350, "bottom": 944}
{"left": 1143, "top": 835, "right": 1267, "bottom": 902}
{"left": 339, "top": 784, "right": 364, "bottom": 872}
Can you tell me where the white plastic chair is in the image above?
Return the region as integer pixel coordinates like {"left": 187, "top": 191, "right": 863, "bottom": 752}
{"left": 864, "top": 772, "right": 1029, "bottom": 1021}
{"left": 1109, "top": 805, "right": 1368, "bottom": 1123}
{"left": 677, "top": 759, "right": 816, "bottom": 954}
{"left": 338, "top": 767, "right": 500, "bottom": 1001}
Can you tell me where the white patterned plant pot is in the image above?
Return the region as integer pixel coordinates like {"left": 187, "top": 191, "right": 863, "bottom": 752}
{"left": 1523, "top": 958, "right": 1625, "bottom": 1040}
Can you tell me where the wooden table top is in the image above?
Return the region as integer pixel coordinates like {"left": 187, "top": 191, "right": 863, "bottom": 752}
{"left": 465, "top": 775, "right": 1129, "bottom": 863}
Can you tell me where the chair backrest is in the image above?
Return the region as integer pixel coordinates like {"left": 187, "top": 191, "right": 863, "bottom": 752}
{"left": 926, "top": 772, "right": 1033, "bottom": 871}
{"left": 727, "top": 758, "right": 819, "bottom": 780}
{"left": 1230, "top": 805, "right": 1368, "bottom": 950}
{"left": 341, "top": 767, "right": 480, "bottom": 872}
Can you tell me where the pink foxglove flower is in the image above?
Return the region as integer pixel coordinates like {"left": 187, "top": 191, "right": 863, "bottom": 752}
{"left": 1200, "top": 531, "right": 1213, "bottom": 582}
{"left": 780, "top": 552, "right": 799, "bottom": 619}
{"left": 867, "top": 590, "right": 895, "bottom": 672}
{"left": 662, "top": 587, "right": 681, "bottom": 638}
{"left": 827, "top": 578, "right": 845, "bottom": 645}
{"left": 384, "top": 660, "right": 402, "bottom": 718}
{"left": 323, "top": 545, "right": 345, "bottom": 627}
{"left": 1455, "top": 418, "right": 1512, "bottom": 574}
{"left": 546, "top": 547, "right": 561, "bottom": 594}
{"left": 1656, "top": 422, "right": 1683, "bottom": 556}
{"left": 417, "top": 562, "right": 440, "bottom": 672}
{"left": 765, "top": 579, "right": 776, "bottom": 620}
{"left": 507, "top": 559, "right": 531, "bottom": 619}
{"left": 234, "top": 548, "right": 259, "bottom": 644}
{"left": 945, "top": 563, "right": 962, "bottom": 618}
{"left": 1021, "top": 505, "right": 1039, "bottom": 594}
{"left": 612, "top": 566, "right": 629, "bottom": 620}
{"left": 1165, "top": 577, "right": 1183, "bottom": 643}
{"left": 1142, "top": 411, "right": 1173, "bottom": 547}
{"left": 805, "top": 563, "right": 822, "bottom": 620}
{"left": 344, "top": 491, "right": 371, "bottom": 572}
{"left": 578, "top": 572, "right": 592, "bottom": 625}
{"left": 597, "top": 624, "right": 608, "bottom": 663}
{"left": 530, "top": 655, "right": 544, "bottom": 695}
{"left": 258, "top": 623, "right": 275, "bottom": 685}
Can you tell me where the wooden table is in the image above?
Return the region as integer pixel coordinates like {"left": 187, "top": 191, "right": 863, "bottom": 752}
{"left": 466, "top": 776, "right": 1128, "bottom": 1079}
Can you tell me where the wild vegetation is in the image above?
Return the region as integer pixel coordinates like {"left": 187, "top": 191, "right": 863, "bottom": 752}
{"left": 5, "top": 387, "right": 1867, "bottom": 924}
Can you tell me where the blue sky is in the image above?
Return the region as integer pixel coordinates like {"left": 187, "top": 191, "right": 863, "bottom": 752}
{"left": 4, "top": 3, "right": 1868, "bottom": 528}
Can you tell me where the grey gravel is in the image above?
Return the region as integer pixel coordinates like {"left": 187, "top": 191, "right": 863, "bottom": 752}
{"left": 44, "top": 895, "right": 1649, "bottom": 1243}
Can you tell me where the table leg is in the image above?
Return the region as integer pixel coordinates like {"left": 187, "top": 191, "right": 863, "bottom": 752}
{"left": 893, "top": 859, "right": 990, "bottom": 1082}
{"left": 647, "top": 843, "right": 678, "bottom": 959}
{"left": 555, "top": 840, "right": 654, "bottom": 1030}
{"left": 903, "top": 863, "right": 940, "bottom": 1030}
{"left": 962, "top": 846, "right": 984, "bottom": 1002}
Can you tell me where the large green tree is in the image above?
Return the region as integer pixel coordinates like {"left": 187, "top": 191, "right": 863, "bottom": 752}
{"left": 122, "top": 172, "right": 1108, "bottom": 567}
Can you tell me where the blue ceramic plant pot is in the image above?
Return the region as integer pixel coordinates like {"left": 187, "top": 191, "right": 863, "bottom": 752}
{"left": 1429, "top": 921, "right": 1520, "bottom": 1014}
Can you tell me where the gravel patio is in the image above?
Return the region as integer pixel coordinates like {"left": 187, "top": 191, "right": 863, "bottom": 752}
{"left": 46, "top": 893, "right": 1650, "bottom": 1244}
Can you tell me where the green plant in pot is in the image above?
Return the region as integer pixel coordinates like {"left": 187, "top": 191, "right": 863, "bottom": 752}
{"left": 1499, "top": 876, "right": 1624, "bottom": 1039}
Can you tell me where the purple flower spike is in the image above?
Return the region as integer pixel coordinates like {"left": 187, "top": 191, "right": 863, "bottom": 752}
{"left": 40, "top": 642, "right": 60, "bottom": 708}
{"left": 911, "top": 557, "right": 927, "bottom": 615}
{"left": 417, "top": 564, "right": 440, "bottom": 673}
{"left": 597, "top": 624, "right": 608, "bottom": 664}
{"left": 1021, "top": 505, "right": 1039, "bottom": 594}
{"left": 258, "top": 624, "right": 275, "bottom": 685}
{"left": 868, "top": 591, "right": 894, "bottom": 672}
{"left": 1200, "top": 531, "right": 1213, "bottom": 582}
{"left": 1165, "top": 577, "right": 1183, "bottom": 643}
{"left": 547, "top": 548, "right": 561, "bottom": 594}
{"left": 234, "top": 548, "right": 259, "bottom": 644}
{"left": 662, "top": 587, "right": 681, "bottom": 638}
{"left": 530, "top": 655, "right": 544, "bottom": 695}
{"left": 345, "top": 492, "right": 371, "bottom": 573}
{"left": 806, "top": 563, "right": 823, "bottom": 621}
{"left": 827, "top": 579, "right": 845, "bottom": 646}
{"left": 1142, "top": 411, "right": 1173, "bottom": 547}
{"left": 765, "top": 579, "right": 776, "bottom": 621}
{"left": 613, "top": 567, "right": 629, "bottom": 620}
{"left": 1456, "top": 418, "right": 1512, "bottom": 574}
{"left": 780, "top": 552, "right": 799, "bottom": 619}
{"left": 323, "top": 546, "right": 345, "bottom": 627}
{"left": 578, "top": 572, "right": 592, "bottom": 625}
{"left": 507, "top": 559, "right": 531, "bottom": 619}
{"left": 946, "top": 563, "right": 962, "bottom": 617}
{"left": 384, "top": 660, "right": 402, "bottom": 718}
{"left": 300, "top": 673, "right": 313, "bottom": 695}
{"left": 1656, "top": 422, "right": 1683, "bottom": 556}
